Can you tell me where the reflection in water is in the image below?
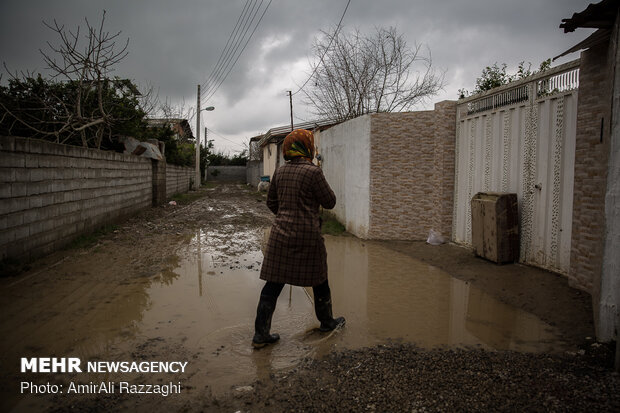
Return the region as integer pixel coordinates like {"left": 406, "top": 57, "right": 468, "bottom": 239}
{"left": 134, "top": 233, "right": 568, "bottom": 394}
{"left": 0, "top": 270, "right": 155, "bottom": 412}
{"left": 0, "top": 231, "right": 570, "bottom": 410}
{"left": 327, "top": 237, "right": 563, "bottom": 353}
{"left": 0, "top": 271, "right": 154, "bottom": 365}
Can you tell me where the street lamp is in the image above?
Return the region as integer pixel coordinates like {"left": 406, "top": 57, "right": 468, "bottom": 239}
{"left": 195, "top": 102, "right": 214, "bottom": 189}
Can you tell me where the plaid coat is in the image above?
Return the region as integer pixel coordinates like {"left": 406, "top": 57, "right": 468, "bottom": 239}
{"left": 260, "top": 158, "right": 336, "bottom": 286}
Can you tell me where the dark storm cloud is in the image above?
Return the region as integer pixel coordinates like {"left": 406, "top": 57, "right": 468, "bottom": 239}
{"left": 0, "top": 0, "right": 594, "bottom": 153}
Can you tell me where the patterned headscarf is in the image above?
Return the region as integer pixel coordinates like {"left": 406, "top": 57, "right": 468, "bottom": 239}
{"left": 282, "top": 129, "right": 315, "bottom": 161}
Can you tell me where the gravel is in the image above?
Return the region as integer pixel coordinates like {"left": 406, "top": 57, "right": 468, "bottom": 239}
{"left": 214, "top": 342, "right": 620, "bottom": 412}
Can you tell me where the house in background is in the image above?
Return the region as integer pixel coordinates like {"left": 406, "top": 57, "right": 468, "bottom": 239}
{"left": 254, "top": 119, "right": 341, "bottom": 184}
{"left": 146, "top": 118, "right": 194, "bottom": 143}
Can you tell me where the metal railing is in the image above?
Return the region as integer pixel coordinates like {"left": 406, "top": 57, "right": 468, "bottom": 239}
{"left": 460, "top": 59, "right": 580, "bottom": 117}
{"left": 536, "top": 67, "right": 580, "bottom": 97}
{"left": 466, "top": 85, "right": 529, "bottom": 114}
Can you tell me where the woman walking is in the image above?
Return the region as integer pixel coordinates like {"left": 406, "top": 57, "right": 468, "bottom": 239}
{"left": 253, "top": 129, "right": 345, "bottom": 348}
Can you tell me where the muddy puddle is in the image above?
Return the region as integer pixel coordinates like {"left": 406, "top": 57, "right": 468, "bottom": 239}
{"left": 171, "top": 233, "right": 569, "bottom": 394}
{"left": 2, "top": 230, "right": 571, "bottom": 411}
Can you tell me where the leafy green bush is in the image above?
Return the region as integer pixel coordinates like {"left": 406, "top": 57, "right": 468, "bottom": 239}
{"left": 321, "top": 213, "right": 346, "bottom": 236}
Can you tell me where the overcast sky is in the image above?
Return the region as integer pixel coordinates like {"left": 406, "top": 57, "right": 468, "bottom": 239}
{"left": 0, "top": 0, "right": 594, "bottom": 154}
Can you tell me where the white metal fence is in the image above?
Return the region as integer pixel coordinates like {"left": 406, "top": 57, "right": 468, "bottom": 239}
{"left": 453, "top": 60, "right": 580, "bottom": 274}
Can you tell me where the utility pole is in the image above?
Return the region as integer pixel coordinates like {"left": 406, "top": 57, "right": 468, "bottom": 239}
{"left": 204, "top": 126, "right": 209, "bottom": 181}
{"left": 195, "top": 84, "right": 201, "bottom": 189}
{"left": 288, "top": 90, "right": 294, "bottom": 131}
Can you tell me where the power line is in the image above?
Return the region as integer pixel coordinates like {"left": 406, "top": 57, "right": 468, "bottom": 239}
{"left": 200, "top": 0, "right": 252, "bottom": 94}
{"left": 202, "top": 0, "right": 262, "bottom": 99}
{"left": 201, "top": 0, "right": 260, "bottom": 98}
{"left": 207, "top": 127, "right": 247, "bottom": 150}
{"left": 203, "top": 0, "right": 272, "bottom": 102}
{"left": 292, "top": 0, "right": 351, "bottom": 96}
{"left": 201, "top": 0, "right": 252, "bottom": 93}
{"left": 201, "top": 0, "right": 262, "bottom": 99}
{"left": 202, "top": 0, "right": 270, "bottom": 102}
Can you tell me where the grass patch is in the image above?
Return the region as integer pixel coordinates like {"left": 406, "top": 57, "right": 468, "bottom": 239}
{"left": 321, "top": 213, "right": 346, "bottom": 236}
{"left": 65, "top": 224, "right": 118, "bottom": 250}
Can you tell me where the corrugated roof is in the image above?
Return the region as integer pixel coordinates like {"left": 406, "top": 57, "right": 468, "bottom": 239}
{"left": 554, "top": 28, "right": 612, "bottom": 60}
{"left": 257, "top": 118, "right": 341, "bottom": 147}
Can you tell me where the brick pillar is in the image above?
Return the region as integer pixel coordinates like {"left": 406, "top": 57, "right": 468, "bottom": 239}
{"left": 569, "top": 42, "right": 612, "bottom": 335}
{"left": 432, "top": 100, "right": 457, "bottom": 239}
{"left": 152, "top": 159, "right": 167, "bottom": 206}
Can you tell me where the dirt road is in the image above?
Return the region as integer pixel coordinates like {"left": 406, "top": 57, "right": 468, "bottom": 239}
{"left": 1, "top": 183, "right": 274, "bottom": 412}
{"left": 1, "top": 183, "right": 617, "bottom": 412}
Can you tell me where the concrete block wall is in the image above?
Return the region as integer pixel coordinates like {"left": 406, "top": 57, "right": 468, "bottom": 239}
{"left": 367, "top": 101, "right": 456, "bottom": 240}
{"left": 166, "top": 164, "right": 193, "bottom": 196}
{"left": 569, "top": 43, "right": 612, "bottom": 294}
{"left": 0, "top": 137, "right": 152, "bottom": 261}
{"left": 246, "top": 160, "right": 262, "bottom": 188}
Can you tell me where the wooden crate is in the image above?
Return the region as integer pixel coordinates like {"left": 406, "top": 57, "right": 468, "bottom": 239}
{"left": 471, "top": 193, "right": 519, "bottom": 264}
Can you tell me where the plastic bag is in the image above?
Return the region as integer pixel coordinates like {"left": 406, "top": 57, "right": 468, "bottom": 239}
{"left": 426, "top": 229, "right": 445, "bottom": 245}
{"left": 258, "top": 181, "right": 270, "bottom": 192}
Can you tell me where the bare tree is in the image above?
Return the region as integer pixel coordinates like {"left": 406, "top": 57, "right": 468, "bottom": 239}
{"left": 136, "top": 81, "right": 160, "bottom": 118}
{"left": 0, "top": 11, "right": 144, "bottom": 149}
{"left": 157, "top": 97, "right": 195, "bottom": 123}
{"left": 302, "top": 27, "right": 445, "bottom": 121}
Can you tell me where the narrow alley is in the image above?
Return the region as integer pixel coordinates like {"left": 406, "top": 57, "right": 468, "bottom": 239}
{"left": 0, "top": 183, "right": 617, "bottom": 412}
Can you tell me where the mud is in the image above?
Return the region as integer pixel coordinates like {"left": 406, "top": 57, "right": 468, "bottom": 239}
{"left": 0, "top": 184, "right": 273, "bottom": 412}
{"left": 0, "top": 183, "right": 603, "bottom": 412}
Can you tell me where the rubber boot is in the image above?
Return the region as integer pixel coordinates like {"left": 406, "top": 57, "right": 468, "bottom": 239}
{"left": 252, "top": 294, "right": 280, "bottom": 348}
{"left": 314, "top": 293, "right": 345, "bottom": 332}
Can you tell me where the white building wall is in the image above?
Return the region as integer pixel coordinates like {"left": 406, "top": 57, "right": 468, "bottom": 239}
{"left": 319, "top": 116, "right": 371, "bottom": 238}
{"left": 262, "top": 143, "right": 278, "bottom": 178}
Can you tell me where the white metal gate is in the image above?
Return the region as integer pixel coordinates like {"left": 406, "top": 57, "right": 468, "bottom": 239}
{"left": 453, "top": 60, "right": 579, "bottom": 274}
